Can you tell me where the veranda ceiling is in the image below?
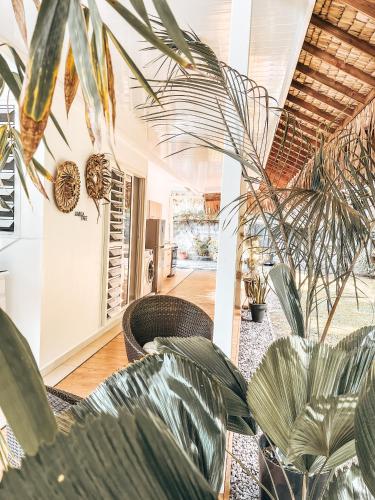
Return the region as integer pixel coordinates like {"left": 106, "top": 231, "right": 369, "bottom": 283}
{"left": 266, "top": 0, "right": 375, "bottom": 187}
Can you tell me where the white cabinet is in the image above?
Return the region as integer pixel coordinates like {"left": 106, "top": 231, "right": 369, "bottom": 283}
{"left": 147, "top": 200, "right": 162, "bottom": 219}
{"left": 162, "top": 247, "right": 172, "bottom": 279}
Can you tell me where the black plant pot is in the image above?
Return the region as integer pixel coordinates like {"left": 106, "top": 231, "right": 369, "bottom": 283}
{"left": 250, "top": 303, "right": 267, "bottom": 323}
{"left": 259, "top": 435, "right": 328, "bottom": 500}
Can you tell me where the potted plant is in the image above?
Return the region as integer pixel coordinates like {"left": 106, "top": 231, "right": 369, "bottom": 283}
{"left": 2, "top": 307, "right": 375, "bottom": 499}
{"left": 244, "top": 275, "right": 269, "bottom": 322}
{"left": 193, "top": 236, "right": 212, "bottom": 260}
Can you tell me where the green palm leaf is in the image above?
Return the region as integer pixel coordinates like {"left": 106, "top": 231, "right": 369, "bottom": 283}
{"left": 288, "top": 395, "right": 357, "bottom": 472}
{"left": 247, "top": 337, "right": 348, "bottom": 472}
{"left": 0, "top": 410, "right": 217, "bottom": 500}
{"left": 20, "top": 0, "right": 70, "bottom": 163}
{"left": 336, "top": 326, "right": 375, "bottom": 395}
{"left": 0, "top": 54, "right": 22, "bottom": 100}
{"left": 68, "top": 0, "right": 102, "bottom": 143}
{"left": 71, "top": 352, "right": 226, "bottom": 492}
{"left": 151, "top": 336, "right": 256, "bottom": 435}
{"left": 269, "top": 264, "right": 305, "bottom": 337}
{"left": 336, "top": 326, "right": 375, "bottom": 352}
{"left": 105, "top": 25, "right": 159, "bottom": 104}
{"left": 0, "top": 309, "right": 57, "bottom": 455}
{"left": 323, "top": 464, "right": 373, "bottom": 499}
{"left": 354, "top": 363, "right": 375, "bottom": 496}
{"left": 105, "top": 0, "right": 191, "bottom": 68}
{"left": 153, "top": 0, "right": 194, "bottom": 64}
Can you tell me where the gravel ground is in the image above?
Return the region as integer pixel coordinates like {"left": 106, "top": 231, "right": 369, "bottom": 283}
{"left": 230, "top": 292, "right": 281, "bottom": 500}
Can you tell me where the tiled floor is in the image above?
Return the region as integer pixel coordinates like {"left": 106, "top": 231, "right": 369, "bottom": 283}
{"left": 55, "top": 269, "right": 216, "bottom": 397}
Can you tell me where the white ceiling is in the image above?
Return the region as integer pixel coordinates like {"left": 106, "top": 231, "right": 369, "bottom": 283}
{"left": 137, "top": 0, "right": 314, "bottom": 193}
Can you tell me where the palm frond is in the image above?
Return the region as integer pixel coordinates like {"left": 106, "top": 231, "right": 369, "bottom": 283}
{"left": 0, "top": 410, "right": 217, "bottom": 500}
{"left": 71, "top": 351, "right": 226, "bottom": 492}
{"left": 354, "top": 363, "right": 375, "bottom": 496}
{"left": 151, "top": 336, "right": 256, "bottom": 435}
{"left": 323, "top": 464, "right": 373, "bottom": 499}
{"left": 247, "top": 336, "right": 348, "bottom": 473}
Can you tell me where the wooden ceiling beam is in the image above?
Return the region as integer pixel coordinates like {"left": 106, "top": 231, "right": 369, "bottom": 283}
{"left": 276, "top": 123, "right": 320, "bottom": 148}
{"left": 339, "top": 1, "right": 375, "bottom": 19}
{"left": 267, "top": 165, "right": 299, "bottom": 178}
{"left": 286, "top": 94, "right": 339, "bottom": 122}
{"left": 269, "top": 151, "right": 306, "bottom": 168}
{"left": 310, "top": 14, "right": 375, "bottom": 58}
{"left": 296, "top": 62, "right": 366, "bottom": 103}
{"left": 272, "top": 137, "right": 313, "bottom": 157}
{"left": 302, "top": 41, "right": 375, "bottom": 87}
{"left": 290, "top": 79, "right": 352, "bottom": 115}
{"left": 268, "top": 159, "right": 305, "bottom": 173}
{"left": 279, "top": 117, "right": 322, "bottom": 141}
{"left": 274, "top": 134, "right": 314, "bottom": 154}
{"left": 266, "top": 164, "right": 299, "bottom": 184}
{"left": 284, "top": 105, "right": 335, "bottom": 134}
{"left": 267, "top": 158, "right": 301, "bottom": 173}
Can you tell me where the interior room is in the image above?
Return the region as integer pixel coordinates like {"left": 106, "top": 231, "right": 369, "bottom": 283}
{"left": 0, "top": 0, "right": 375, "bottom": 499}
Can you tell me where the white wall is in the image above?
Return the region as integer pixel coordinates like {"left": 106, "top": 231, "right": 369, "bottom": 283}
{"left": 0, "top": 176, "right": 44, "bottom": 361}
{"left": 39, "top": 75, "right": 152, "bottom": 370}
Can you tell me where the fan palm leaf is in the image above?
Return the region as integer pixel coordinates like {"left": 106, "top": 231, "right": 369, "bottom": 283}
{"left": 287, "top": 395, "right": 358, "bottom": 473}
{"left": 247, "top": 336, "right": 349, "bottom": 473}
{"left": 336, "top": 325, "right": 375, "bottom": 394}
{"left": 0, "top": 309, "right": 57, "bottom": 456}
{"left": 354, "top": 363, "right": 375, "bottom": 496}
{"left": 323, "top": 464, "right": 374, "bottom": 500}
{"left": 150, "top": 336, "right": 256, "bottom": 435}
{"left": 70, "top": 351, "right": 226, "bottom": 492}
{"left": 0, "top": 410, "right": 217, "bottom": 500}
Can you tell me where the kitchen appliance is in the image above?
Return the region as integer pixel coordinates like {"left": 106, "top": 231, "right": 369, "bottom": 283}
{"left": 145, "top": 218, "right": 165, "bottom": 248}
{"left": 168, "top": 245, "right": 178, "bottom": 277}
{"left": 145, "top": 218, "right": 166, "bottom": 292}
{"left": 143, "top": 249, "right": 154, "bottom": 295}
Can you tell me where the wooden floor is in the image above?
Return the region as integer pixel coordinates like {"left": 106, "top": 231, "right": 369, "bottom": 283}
{"left": 56, "top": 269, "right": 216, "bottom": 397}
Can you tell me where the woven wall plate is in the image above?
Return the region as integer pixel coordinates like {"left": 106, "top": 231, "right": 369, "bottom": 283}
{"left": 85, "top": 154, "right": 111, "bottom": 213}
{"left": 85, "top": 153, "right": 111, "bottom": 200}
{"left": 54, "top": 161, "right": 81, "bottom": 213}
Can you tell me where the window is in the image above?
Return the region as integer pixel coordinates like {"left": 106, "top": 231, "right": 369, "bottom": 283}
{"left": 0, "top": 105, "right": 15, "bottom": 233}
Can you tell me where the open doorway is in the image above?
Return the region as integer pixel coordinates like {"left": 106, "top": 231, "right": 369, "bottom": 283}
{"left": 172, "top": 190, "right": 220, "bottom": 271}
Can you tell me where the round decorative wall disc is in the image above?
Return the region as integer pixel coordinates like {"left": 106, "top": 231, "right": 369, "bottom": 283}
{"left": 54, "top": 161, "right": 80, "bottom": 213}
{"left": 85, "top": 153, "right": 111, "bottom": 202}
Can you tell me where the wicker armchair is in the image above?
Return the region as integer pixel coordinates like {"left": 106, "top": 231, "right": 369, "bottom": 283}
{"left": 6, "top": 386, "right": 82, "bottom": 467}
{"left": 123, "top": 295, "right": 213, "bottom": 362}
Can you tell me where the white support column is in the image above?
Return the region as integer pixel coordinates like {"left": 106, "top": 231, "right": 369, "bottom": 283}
{"left": 213, "top": 0, "right": 252, "bottom": 356}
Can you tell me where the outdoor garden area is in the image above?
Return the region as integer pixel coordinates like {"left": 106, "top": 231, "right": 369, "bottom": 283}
{"left": 172, "top": 193, "right": 219, "bottom": 270}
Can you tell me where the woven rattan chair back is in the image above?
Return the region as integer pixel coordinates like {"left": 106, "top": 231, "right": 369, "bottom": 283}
{"left": 123, "top": 295, "right": 213, "bottom": 362}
